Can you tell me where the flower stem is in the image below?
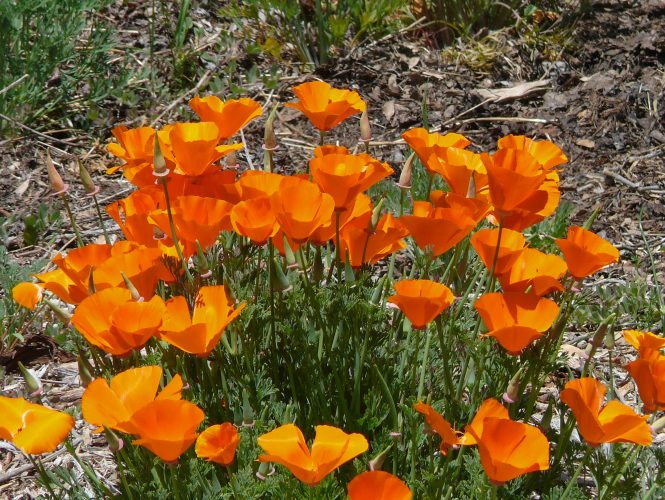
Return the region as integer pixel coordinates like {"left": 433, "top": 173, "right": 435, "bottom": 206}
{"left": 92, "top": 194, "right": 111, "bottom": 245}
{"left": 159, "top": 178, "right": 192, "bottom": 282}
{"left": 61, "top": 194, "right": 84, "bottom": 247}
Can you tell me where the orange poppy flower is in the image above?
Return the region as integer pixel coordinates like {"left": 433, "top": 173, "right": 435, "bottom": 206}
{"left": 460, "top": 398, "right": 509, "bottom": 446}
{"left": 0, "top": 396, "right": 75, "bottom": 454}
{"left": 107, "top": 125, "right": 156, "bottom": 185}
{"left": 309, "top": 152, "right": 393, "bottom": 211}
{"left": 560, "top": 378, "right": 652, "bottom": 446}
{"left": 388, "top": 280, "right": 454, "bottom": 330}
{"left": 82, "top": 365, "right": 183, "bottom": 435}
{"left": 236, "top": 171, "right": 286, "bottom": 200}
{"left": 623, "top": 330, "right": 665, "bottom": 359}
{"left": 231, "top": 196, "right": 279, "bottom": 245}
{"left": 402, "top": 128, "right": 470, "bottom": 176}
{"left": 497, "top": 170, "right": 561, "bottom": 231}
{"left": 625, "top": 355, "right": 665, "bottom": 413}
{"left": 286, "top": 81, "right": 366, "bottom": 131}
{"left": 270, "top": 178, "right": 335, "bottom": 244}
{"left": 481, "top": 149, "right": 546, "bottom": 221}
{"left": 106, "top": 186, "right": 166, "bottom": 247}
{"left": 257, "top": 424, "right": 368, "bottom": 485}
{"left": 130, "top": 399, "right": 204, "bottom": 462}
{"left": 467, "top": 417, "right": 550, "bottom": 484}
{"left": 164, "top": 122, "right": 242, "bottom": 177}
{"left": 426, "top": 147, "right": 490, "bottom": 202}
{"left": 195, "top": 423, "right": 241, "bottom": 465}
{"left": 160, "top": 285, "right": 245, "bottom": 356}
{"left": 497, "top": 135, "right": 568, "bottom": 171}
{"left": 12, "top": 282, "right": 44, "bottom": 310}
{"left": 71, "top": 287, "right": 165, "bottom": 356}
{"left": 470, "top": 228, "right": 525, "bottom": 275}
{"left": 149, "top": 195, "right": 234, "bottom": 257}
{"left": 340, "top": 213, "right": 408, "bottom": 268}
{"left": 313, "top": 144, "right": 350, "bottom": 157}
{"left": 399, "top": 200, "right": 482, "bottom": 257}
{"left": 475, "top": 292, "right": 559, "bottom": 354}
{"left": 555, "top": 226, "right": 620, "bottom": 280}
{"left": 497, "top": 248, "right": 567, "bottom": 296}
{"left": 413, "top": 402, "right": 461, "bottom": 455}
{"left": 189, "top": 96, "right": 262, "bottom": 141}
{"left": 348, "top": 471, "right": 412, "bottom": 500}
{"left": 310, "top": 192, "right": 372, "bottom": 245}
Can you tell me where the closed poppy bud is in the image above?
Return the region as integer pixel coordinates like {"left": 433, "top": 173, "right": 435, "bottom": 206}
{"left": 44, "top": 298, "right": 72, "bottom": 324}
{"left": 270, "top": 257, "right": 292, "bottom": 292}
{"left": 348, "top": 470, "right": 412, "bottom": 499}
{"left": 241, "top": 389, "right": 255, "bottom": 427}
{"left": 398, "top": 153, "right": 415, "bottom": 190}
{"left": 77, "top": 353, "right": 95, "bottom": 387}
{"left": 282, "top": 235, "right": 298, "bottom": 269}
{"left": 18, "top": 362, "right": 43, "bottom": 398}
{"left": 652, "top": 415, "right": 665, "bottom": 434}
{"left": 120, "top": 272, "right": 142, "bottom": 301}
{"left": 360, "top": 109, "right": 372, "bottom": 144}
{"left": 502, "top": 367, "right": 524, "bottom": 404}
{"left": 311, "top": 245, "right": 324, "bottom": 283}
{"left": 370, "top": 198, "right": 385, "bottom": 232}
{"left": 256, "top": 461, "right": 275, "bottom": 480}
{"left": 264, "top": 105, "right": 278, "bottom": 151}
{"left": 368, "top": 444, "right": 392, "bottom": 471}
{"left": 46, "top": 150, "right": 67, "bottom": 194}
{"left": 78, "top": 160, "right": 98, "bottom": 195}
{"left": 152, "top": 135, "right": 168, "bottom": 176}
{"left": 104, "top": 427, "right": 124, "bottom": 453}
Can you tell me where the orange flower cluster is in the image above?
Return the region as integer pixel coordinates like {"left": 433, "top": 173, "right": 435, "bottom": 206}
{"left": 415, "top": 399, "right": 549, "bottom": 484}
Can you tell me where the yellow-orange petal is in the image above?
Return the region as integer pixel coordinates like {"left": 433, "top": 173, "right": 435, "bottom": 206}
{"left": 461, "top": 399, "right": 509, "bottom": 446}
{"left": 413, "top": 402, "right": 461, "bottom": 454}
{"left": 195, "top": 423, "right": 240, "bottom": 465}
{"left": 348, "top": 471, "right": 412, "bottom": 500}
{"left": 12, "top": 282, "right": 44, "bottom": 310}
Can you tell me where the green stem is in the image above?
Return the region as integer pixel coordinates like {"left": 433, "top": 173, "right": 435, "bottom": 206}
{"left": 600, "top": 445, "right": 640, "bottom": 499}
{"left": 92, "top": 194, "right": 111, "bottom": 245}
{"left": 561, "top": 447, "right": 593, "bottom": 500}
{"left": 334, "top": 210, "right": 342, "bottom": 281}
{"left": 160, "top": 178, "right": 192, "bottom": 282}
{"left": 61, "top": 194, "right": 84, "bottom": 247}
{"left": 417, "top": 327, "right": 433, "bottom": 400}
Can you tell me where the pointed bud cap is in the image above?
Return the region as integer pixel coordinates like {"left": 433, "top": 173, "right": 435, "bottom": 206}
{"left": 311, "top": 245, "right": 324, "bottom": 283}
{"left": 77, "top": 353, "right": 95, "bottom": 387}
{"left": 270, "top": 257, "right": 292, "bottom": 292}
{"left": 103, "top": 427, "right": 124, "bottom": 453}
{"left": 368, "top": 444, "right": 392, "bottom": 471}
{"left": 18, "top": 361, "right": 43, "bottom": 397}
{"left": 282, "top": 235, "right": 298, "bottom": 269}
{"left": 360, "top": 109, "right": 372, "bottom": 143}
{"left": 78, "top": 160, "right": 98, "bottom": 195}
{"left": 502, "top": 366, "right": 525, "bottom": 404}
{"left": 370, "top": 198, "right": 385, "bottom": 232}
{"left": 398, "top": 152, "right": 415, "bottom": 190}
{"left": 152, "top": 135, "right": 168, "bottom": 176}
{"left": 263, "top": 105, "right": 278, "bottom": 151}
{"left": 241, "top": 389, "right": 255, "bottom": 427}
{"left": 44, "top": 299, "right": 72, "bottom": 324}
{"left": 121, "top": 272, "right": 142, "bottom": 301}
{"left": 46, "top": 150, "right": 67, "bottom": 195}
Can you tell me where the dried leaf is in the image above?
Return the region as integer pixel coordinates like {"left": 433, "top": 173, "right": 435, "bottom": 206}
{"left": 576, "top": 139, "right": 596, "bottom": 149}
{"left": 475, "top": 80, "right": 550, "bottom": 103}
{"left": 382, "top": 100, "right": 396, "bottom": 121}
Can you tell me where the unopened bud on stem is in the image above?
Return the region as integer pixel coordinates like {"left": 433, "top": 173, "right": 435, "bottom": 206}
{"left": 46, "top": 150, "right": 67, "bottom": 195}
{"left": 398, "top": 152, "right": 415, "bottom": 190}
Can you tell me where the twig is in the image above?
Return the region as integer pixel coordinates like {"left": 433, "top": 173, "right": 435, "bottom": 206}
{"left": 0, "top": 447, "right": 68, "bottom": 485}
{"left": 0, "top": 74, "right": 29, "bottom": 96}
{"left": 602, "top": 169, "right": 640, "bottom": 189}
{"left": 0, "top": 113, "right": 82, "bottom": 147}
{"left": 452, "top": 116, "right": 551, "bottom": 125}
{"left": 150, "top": 69, "right": 212, "bottom": 126}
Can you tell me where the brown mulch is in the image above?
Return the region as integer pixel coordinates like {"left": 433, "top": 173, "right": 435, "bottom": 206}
{"left": 0, "top": 0, "right": 663, "bottom": 496}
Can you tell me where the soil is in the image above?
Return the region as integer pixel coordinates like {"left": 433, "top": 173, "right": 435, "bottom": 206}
{"left": 0, "top": 0, "right": 663, "bottom": 496}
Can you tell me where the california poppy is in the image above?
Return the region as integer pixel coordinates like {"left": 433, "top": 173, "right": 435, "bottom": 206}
{"left": 12, "top": 282, "right": 44, "bottom": 310}
{"left": 130, "top": 399, "right": 204, "bottom": 462}
{"left": 189, "top": 96, "right": 262, "bottom": 141}
{"left": 399, "top": 200, "right": 481, "bottom": 257}
{"left": 160, "top": 285, "right": 245, "bottom": 356}
{"left": 270, "top": 178, "right": 335, "bottom": 244}
{"left": 426, "top": 147, "right": 489, "bottom": 202}
{"left": 460, "top": 398, "right": 509, "bottom": 446}
{"left": 625, "top": 355, "right": 665, "bottom": 413}
{"left": 309, "top": 152, "right": 393, "bottom": 211}
{"left": 470, "top": 228, "right": 525, "bottom": 275}
{"left": 623, "top": 329, "right": 665, "bottom": 359}
{"left": 257, "top": 423, "right": 369, "bottom": 485}
{"left": 388, "top": 280, "right": 455, "bottom": 330}
{"left": 164, "top": 122, "right": 242, "bottom": 177}
{"left": 72, "top": 288, "right": 165, "bottom": 356}
{"left": 286, "top": 81, "right": 366, "bottom": 131}
{"left": 0, "top": 396, "right": 74, "bottom": 454}
{"left": 82, "top": 365, "right": 183, "bottom": 434}
{"left": 231, "top": 196, "right": 279, "bottom": 245}
{"left": 497, "top": 248, "right": 567, "bottom": 296}
{"left": 107, "top": 125, "right": 156, "bottom": 186}
{"left": 311, "top": 192, "right": 372, "bottom": 246}
{"left": 106, "top": 186, "right": 166, "bottom": 248}
{"left": 348, "top": 471, "right": 412, "bottom": 500}
{"left": 195, "top": 423, "right": 241, "bottom": 465}
{"left": 560, "top": 377, "right": 652, "bottom": 446}
{"left": 497, "top": 170, "right": 561, "bottom": 231}
{"left": 340, "top": 213, "right": 408, "bottom": 268}
{"left": 497, "top": 135, "right": 568, "bottom": 171}
{"left": 413, "top": 402, "right": 461, "bottom": 454}
{"left": 481, "top": 148, "right": 546, "bottom": 221}
{"left": 467, "top": 417, "right": 550, "bottom": 484}
{"left": 237, "top": 171, "right": 286, "bottom": 200}
{"left": 555, "top": 226, "right": 620, "bottom": 280}
{"left": 402, "top": 128, "right": 470, "bottom": 176}
{"left": 475, "top": 292, "right": 559, "bottom": 354}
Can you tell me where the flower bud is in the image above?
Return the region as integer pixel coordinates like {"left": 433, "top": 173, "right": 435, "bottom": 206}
{"left": 282, "top": 235, "right": 298, "bottom": 270}
{"left": 121, "top": 272, "right": 142, "bottom": 301}
{"left": 360, "top": 109, "right": 372, "bottom": 144}
{"left": 256, "top": 462, "right": 275, "bottom": 480}
{"left": 87, "top": 267, "right": 96, "bottom": 295}
{"left": 397, "top": 152, "right": 415, "bottom": 190}
{"left": 466, "top": 172, "right": 476, "bottom": 198}
{"left": 368, "top": 444, "right": 392, "bottom": 471}
{"left": 152, "top": 135, "right": 168, "bottom": 176}
{"left": 103, "top": 427, "right": 124, "bottom": 453}
{"left": 18, "top": 361, "right": 43, "bottom": 398}
{"left": 270, "top": 257, "right": 292, "bottom": 292}
{"left": 311, "top": 245, "right": 324, "bottom": 283}
{"left": 77, "top": 159, "right": 98, "bottom": 195}
{"left": 370, "top": 198, "right": 385, "bottom": 232}
{"left": 241, "top": 389, "right": 255, "bottom": 428}
{"left": 502, "top": 367, "right": 525, "bottom": 404}
{"left": 46, "top": 150, "right": 67, "bottom": 195}
{"left": 651, "top": 415, "right": 665, "bottom": 434}
{"left": 44, "top": 299, "right": 72, "bottom": 324}
{"left": 77, "top": 353, "right": 95, "bottom": 387}
{"left": 264, "top": 105, "right": 278, "bottom": 151}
